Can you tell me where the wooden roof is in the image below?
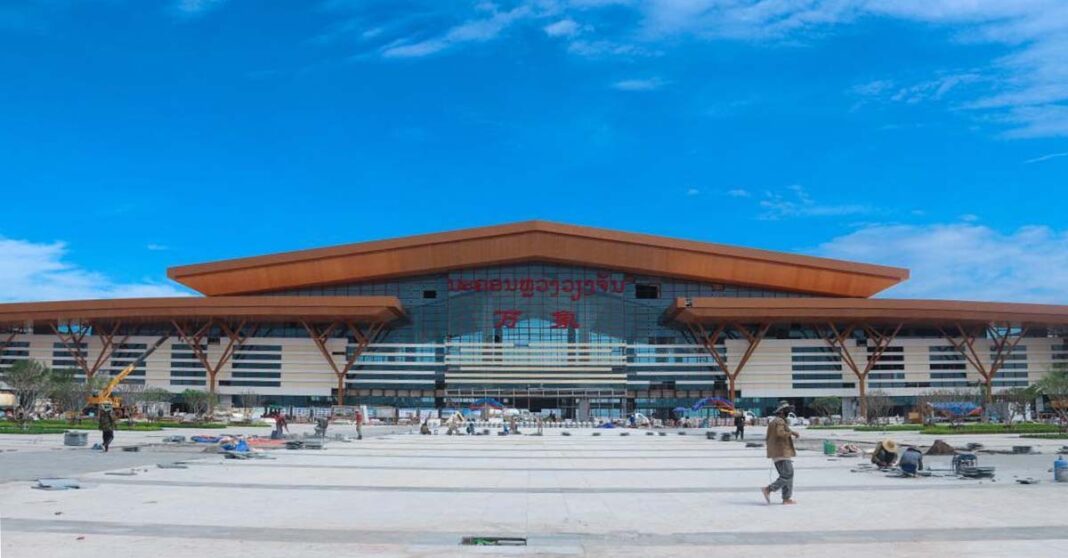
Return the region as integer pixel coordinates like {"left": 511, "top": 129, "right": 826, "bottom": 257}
{"left": 665, "top": 297, "right": 1068, "bottom": 327}
{"left": 167, "top": 221, "right": 909, "bottom": 297}
{"left": 0, "top": 296, "right": 405, "bottom": 326}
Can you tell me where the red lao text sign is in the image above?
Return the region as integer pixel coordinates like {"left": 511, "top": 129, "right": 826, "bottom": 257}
{"left": 448, "top": 272, "right": 630, "bottom": 301}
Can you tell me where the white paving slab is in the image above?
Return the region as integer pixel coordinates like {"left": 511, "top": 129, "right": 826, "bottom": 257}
{"left": 1, "top": 427, "right": 1067, "bottom": 557}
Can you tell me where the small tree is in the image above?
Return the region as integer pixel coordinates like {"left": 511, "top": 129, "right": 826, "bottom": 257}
{"left": 993, "top": 386, "right": 1039, "bottom": 425}
{"left": 863, "top": 390, "right": 893, "bottom": 425}
{"left": 239, "top": 390, "right": 263, "bottom": 421}
{"left": 46, "top": 369, "right": 105, "bottom": 423}
{"left": 1037, "top": 364, "right": 1068, "bottom": 431}
{"left": 140, "top": 388, "right": 173, "bottom": 421}
{"left": 181, "top": 389, "right": 217, "bottom": 420}
{"left": 809, "top": 396, "right": 841, "bottom": 419}
{"left": 1, "top": 360, "right": 52, "bottom": 427}
{"left": 113, "top": 382, "right": 147, "bottom": 422}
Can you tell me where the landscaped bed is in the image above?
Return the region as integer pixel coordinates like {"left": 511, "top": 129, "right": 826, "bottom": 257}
{"left": 0, "top": 419, "right": 269, "bottom": 434}
{"left": 807, "top": 423, "right": 1062, "bottom": 435}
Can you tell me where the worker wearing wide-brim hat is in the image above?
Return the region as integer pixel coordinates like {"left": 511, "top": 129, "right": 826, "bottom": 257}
{"left": 872, "top": 438, "right": 899, "bottom": 468}
{"left": 762, "top": 400, "right": 800, "bottom": 505}
{"left": 98, "top": 403, "right": 116, "bottom": 453}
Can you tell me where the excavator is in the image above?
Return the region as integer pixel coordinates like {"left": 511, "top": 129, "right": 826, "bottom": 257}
{"left": 86, "top": 335, "right": 169, "bottom": 411}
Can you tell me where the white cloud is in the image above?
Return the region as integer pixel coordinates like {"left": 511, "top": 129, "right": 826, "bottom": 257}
{"left": 567, "top": 39, "right": 654, "bottom": 58}
{"left": 816, "top": 223, "right": 1068, "bottom": 303}
{"left": 758, "top": 185, "right": 870, "bottom": 220}
{"left": 331, "top": 1, "right": 1068, "bottom": 136}
{"left": 1000, "top": 104, "right": 1068, "bottom": 139}
{"left": 611, "top": 77, "right": 666, "bottom": 91}
{"left": 851, "top": 79, "right": 896, "bottom": 97}
{"left": 686, "top": 188, "right": 700, "bottom": 196}
{"left": 0, "top": 236, "right": 191, "bottom": 302}
{"left": 146, "top": 243, "right": 169, "bottom": 251}
{"left": 960, "top": 213, "right": 980, "bottom": 223}
{"left": 175, "top": 0, "right": 228, "bottom": 17}
{"left": 1024, "top": 151, "right": 1068, "bottom": 164}
{"left": 889, "top": 73, "right": 984, "bottom": 104}
{"left": 544, "top": 18, "right": 580, "bottom": 37}
{"left": 726, "top": 188, "right": 751, "bottom": 198}
{"left": 382, "top": 5, "right": 533, "bottom": 58}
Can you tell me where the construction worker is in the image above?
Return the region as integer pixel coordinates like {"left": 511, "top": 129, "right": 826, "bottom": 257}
{"left": 898, "top": 446, "right": 924, "bottom": 476}
{"left": 872, "top": 439, "right": 899, "bottom": 468}
{"left": 98, "top": 403, "right": 116, "bottom": 452}
{"left": 734, "top": 412, "right": 746, "bottom": 440}
{"left": 762, "top": 401, "right": 799, "bottom": 505}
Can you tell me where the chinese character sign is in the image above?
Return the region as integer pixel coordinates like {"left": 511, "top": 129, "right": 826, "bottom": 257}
{"left": 493, "top": 309, "right": 522, "bottom": 328}
{"left": 491, "top": 309, "right": 581, "bottom": 329}
{"left": 550, "top": 311, "right": 580, "bottom": 329}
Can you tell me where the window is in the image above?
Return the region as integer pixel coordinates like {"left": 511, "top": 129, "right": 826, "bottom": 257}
{"left": 635, "top": 284, "right": 660, "bottom": 299}
{"left": 423, "top": 290, "right": 437, "bottom": 299}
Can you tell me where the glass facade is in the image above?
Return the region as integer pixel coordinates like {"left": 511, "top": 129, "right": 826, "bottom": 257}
{"left": 265, "top": 262, "right": 803, "bottom": 409}
{"left": 273, "top": 262, "right": 800, "bottom": 345}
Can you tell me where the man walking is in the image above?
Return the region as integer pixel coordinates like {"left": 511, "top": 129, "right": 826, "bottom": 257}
{"left": 734, "top": 412, "right": 746, "bottom": 440}
{"left": 762, "top": 401, "right": 799, "bottom": 505}
{"left": 98, "top": 403, "right": 116, "bottom": 453}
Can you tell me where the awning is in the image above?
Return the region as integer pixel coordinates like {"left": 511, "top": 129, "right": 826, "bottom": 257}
{"left": 0, "top": 296, "right": 406, "bottom": 326}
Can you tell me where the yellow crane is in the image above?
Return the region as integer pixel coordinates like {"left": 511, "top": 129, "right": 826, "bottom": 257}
{"left": 87, "top": 335, "right": 169, "bottom": 409}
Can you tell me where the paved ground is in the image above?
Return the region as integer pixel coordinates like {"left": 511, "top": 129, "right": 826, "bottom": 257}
{"left": 1, "top": 425, "right": 1067, "bottom": 557}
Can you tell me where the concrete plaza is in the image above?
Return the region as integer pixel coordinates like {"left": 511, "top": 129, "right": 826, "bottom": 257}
{"left": 1, "top": 425, "right": 1067, "bottom": 557}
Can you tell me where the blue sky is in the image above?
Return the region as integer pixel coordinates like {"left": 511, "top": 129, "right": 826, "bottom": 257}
{"left": 1, "top": 0, "right": 1067, "bottom": 303}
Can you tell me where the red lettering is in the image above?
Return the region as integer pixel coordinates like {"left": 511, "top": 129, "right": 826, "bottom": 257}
{"left": 493, "top": 309, "right": 522, "bottom": 328}
{"left": 550, "top": 310, "right": 580, "bottom": 329}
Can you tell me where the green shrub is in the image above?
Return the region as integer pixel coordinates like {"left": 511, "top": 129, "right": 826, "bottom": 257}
{"left": 63, "top": 423, "right": 163, "bottom": 431}
{"left": 0, "top": 421, "right": 162, "bottom": 432}
{"left": 854, "top": 425, "right": 924, "bottom": 432}
{"left": 159, "top": 422, "right": 268, "bottom": 429}
{"left": 921, "top": 423, "right": 1061, "bottom": 435}
{"left": 0, "top": 426, "right": 69, "bottom": 435}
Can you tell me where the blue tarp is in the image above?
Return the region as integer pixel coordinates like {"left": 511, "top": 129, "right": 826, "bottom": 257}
{"left": 690, "top": 397, "right": 736, "bottom": 413}
{"left": 469, "top": 398, "right": 504, "bottom": 410}
{"left": 930, "top": 402, "right": 982, "bottom": 417}
{"left": 220, "top": 438, "right": 250, "bottom": 452}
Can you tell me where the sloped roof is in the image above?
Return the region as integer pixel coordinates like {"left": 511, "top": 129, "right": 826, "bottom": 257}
{"left": 167, "top": 221, "right": 909, "bottom": 297}
{"left": 0, "top": 296, "right": 405, "bottom": 326}
{"left": 665, "top": 297, "right": 1068, "bottom": 326}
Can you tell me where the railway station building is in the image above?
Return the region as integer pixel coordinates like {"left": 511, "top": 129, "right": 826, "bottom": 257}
{"left": 2, "top": 221, "right": 1067, "bottom": 419}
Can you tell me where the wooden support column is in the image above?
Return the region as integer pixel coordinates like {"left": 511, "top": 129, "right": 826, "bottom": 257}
{"left": 302, "top": 320, "right": 386, "bottom": 406}
{"left": 687, "top": 322, "right": 770, "bottom": 403}
{"left": 0, "top": 329, "right": 18, "bottom": 355}
{"left": 819, "top": 322, "right": 903, "bottom": 421}
{"left": 46, "top": 321, "right": 139, "bottom": 384}
{"left": 87, "top": 323, "right": 129, "bottom": 381}
{"left": 941, "top": 323, "right": 1028, "bottom": 404}
{"left": 50, "top": 321, "right": 92, "bottom": 379}
{"left": 171, "top": 319, "right": 251, "bottom": 408}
